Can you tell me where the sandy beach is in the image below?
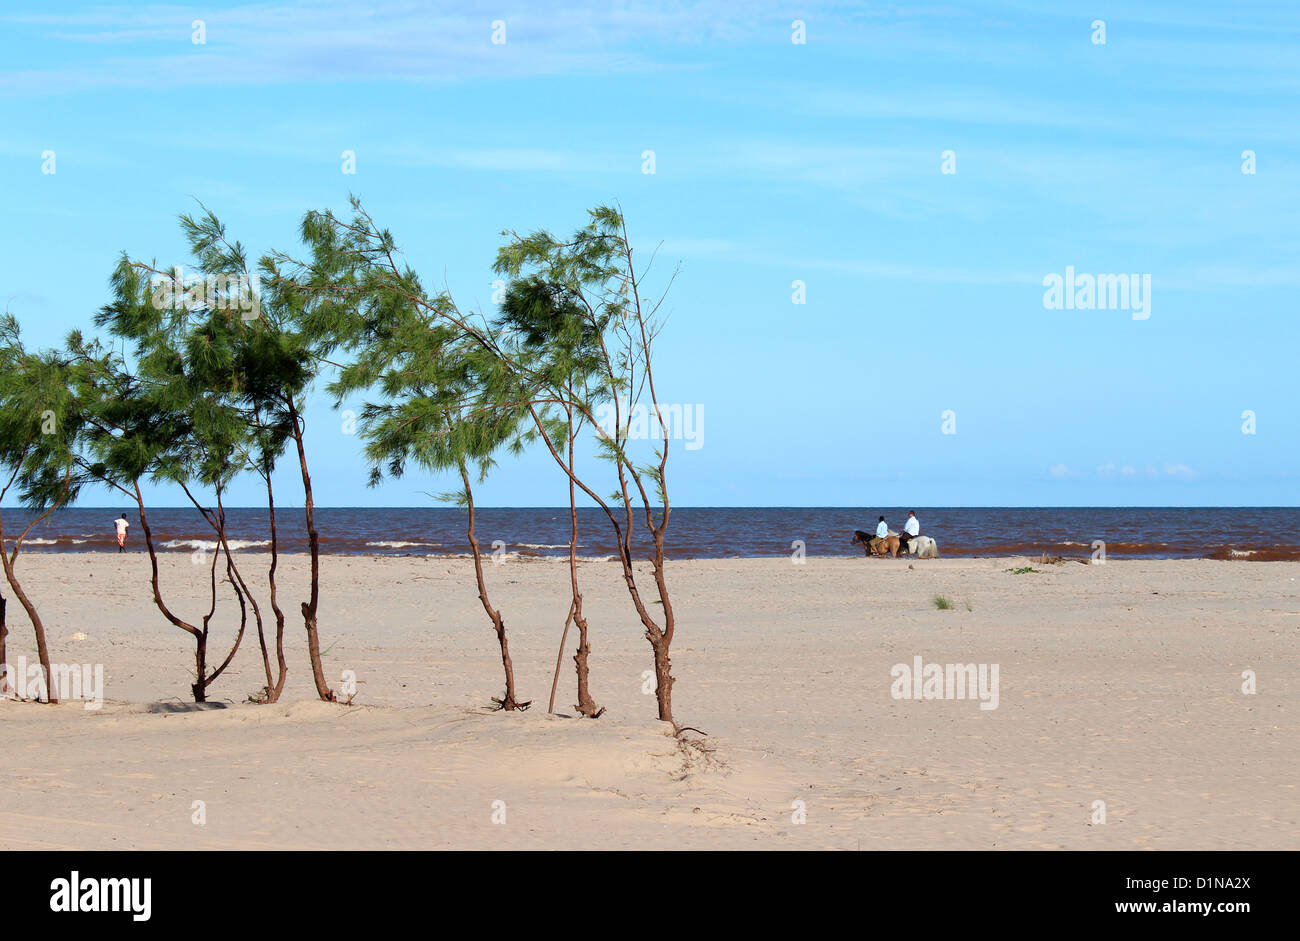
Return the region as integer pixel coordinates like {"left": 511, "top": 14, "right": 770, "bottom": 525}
{"left": 2, "top": 553, "right": 1296, "bottom": 850}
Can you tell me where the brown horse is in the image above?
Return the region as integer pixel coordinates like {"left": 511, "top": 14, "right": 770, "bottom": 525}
{"left": 851, "top": 530, "right": 901, "bottom": 557}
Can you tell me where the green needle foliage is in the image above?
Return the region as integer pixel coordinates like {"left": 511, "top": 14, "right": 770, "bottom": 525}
{"left": 289, "top": 197, "right": 686, "bottom": 724}
{"left": 78, "top": 254, "right": 256, "bottom": 703}
{"left": 493, "top": 206, "right": 683, "bottom": 724}
{"left": 286, "top": 203, "right": 536, "bottom": 710}
{"left": 73, "top": 205, "right": 339, "bottom": 703}
{"left": 4, "top": 196, "right": 690, "bottom": 728}
{"left": 496, "top": 276, "right": 607, "bottom": 717}
{"left": 0, "top": 315, "right": 92, "bottom": 703}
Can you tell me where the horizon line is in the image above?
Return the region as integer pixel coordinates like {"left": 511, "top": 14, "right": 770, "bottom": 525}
{"left": 16, "top": 504, "right": 1300, "bottom": 511}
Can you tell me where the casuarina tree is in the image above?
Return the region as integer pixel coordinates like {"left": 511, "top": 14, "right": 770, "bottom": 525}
{"left": 0, "top": 315, "right": 89, "bottom": 703}
{"left": 76, "top": 273, "right": 254, "bottom": 703}
{"left": 494, "top": 207, "right": 684, "bottom": 723}
{"left": 84, "top": 206, "right": 336, "bottom": 702}
{"left": 496, "top": 276, "right": 608, "bottom": 717}
{"left": 307, "top": 243, "right": 536, "bottom": 711}
{"left": 290, "top": 198, "right": 684, "bottom": 723}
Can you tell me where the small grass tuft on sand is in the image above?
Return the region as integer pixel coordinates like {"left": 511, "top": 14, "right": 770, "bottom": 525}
{"left": 932, "top": 594, "right": 954, "bottom": 610}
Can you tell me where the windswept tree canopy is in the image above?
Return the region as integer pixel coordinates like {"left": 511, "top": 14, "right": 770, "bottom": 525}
{"left": 0, "top": 316, "right": 92, "bottom": 510}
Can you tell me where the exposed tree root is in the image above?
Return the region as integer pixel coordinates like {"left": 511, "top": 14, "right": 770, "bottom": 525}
{"left": 669, "top": 722, "right": 724, "bottom": 778}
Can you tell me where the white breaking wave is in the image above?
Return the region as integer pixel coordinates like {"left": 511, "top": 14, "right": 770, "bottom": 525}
{"left": 515, "top": 543, "right": 580, "bottom": 549}
{"left": 365, "top": 540, "right": 440, "bottom": 549}
{"left": 162, "top": 539, "right": 271, "bottom": 551}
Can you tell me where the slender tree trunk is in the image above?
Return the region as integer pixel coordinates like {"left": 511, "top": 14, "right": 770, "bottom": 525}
{"left": 251, "top": 497, "right": 275, "bottom": 696}
{"left": 205, "top": 482, "right": 271, "bottom": 700}
{"left": 569, "top": 545, "right": 598, "bottom": 716}
{"left": 547, "top": 606, "right": 572, "bottom": 714}
{"left": 547, "top": 410, "right": 576, "bottom": 715}
{"left": 193, "top": 524, "right": 220, "bottom": 703}
{"left": 599, "top": 503, "right": 675, "bottom": 724}
{"left": 620, "top": 226, "right": 679, "bottom": 725}
{"left": 647, "top": 524, "right": 677, "bottom": 723}
{"left": 649, "top": 635, "right": 673, "bottom": 720}
{"left": 616, "top": 543, "right": 675, "bottom": 723}
{"left": 0, "top": 565, "right": 56, "bottom": 703}
{"left": 0, "top": 594, "right": 7, "bottom": 696}
{"left": 548, "top": 412, "right": 602, "bottom": 717}
{"left": 167, "top": 486, "right": 253, "bottom": 703}
{"left": 134, "top": 483, "right": 204, "bottom": 702}
{"left": 461, "top": 466, "right": 528, "bottom": 711}
{"left": 202, "top": 495, "right": 251, "bottom": 694}
{"left": 287, "top": 398, "right": 334, "bottom": 702}
{"left": 565, "top": 414, "right": 600, "bottom": 717}
{"left": 524, "top": 401, "right": 673, "bottom": 722}
{"left": 264, "top": 473, "right": 288, "bottom": 702}
{"left": 193, "top": 640, "right": 208, "bottom": 702}
{"left": 0, "top": 511, "right": 57, "bottom": 704}
{"left": 215, "top": 552, "right": 250, "bottom": 681}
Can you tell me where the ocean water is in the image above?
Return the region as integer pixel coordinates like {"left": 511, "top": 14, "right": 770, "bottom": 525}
{"left": 4, "top": 507, "right": 1299, "bottom": 561}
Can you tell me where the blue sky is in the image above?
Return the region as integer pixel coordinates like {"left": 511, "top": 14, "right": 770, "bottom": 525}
{"left": 2, "top": 0, "right": 1297, "bottom": 507}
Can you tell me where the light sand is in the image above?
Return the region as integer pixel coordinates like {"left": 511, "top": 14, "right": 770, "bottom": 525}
{"left": 1, "top": 552, "right": 1296, "bottom": 849}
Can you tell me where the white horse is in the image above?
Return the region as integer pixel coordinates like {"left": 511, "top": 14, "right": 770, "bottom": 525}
{"left": 905, "top": 535, "right": 939, "bottom": 558}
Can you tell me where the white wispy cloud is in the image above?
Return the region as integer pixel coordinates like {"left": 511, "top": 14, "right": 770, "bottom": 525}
{"left": 0, "top": 0, "right": 886, "bottom": 94}
{"left": 1096, "top": 462, "right": 1199, "bottom": 480}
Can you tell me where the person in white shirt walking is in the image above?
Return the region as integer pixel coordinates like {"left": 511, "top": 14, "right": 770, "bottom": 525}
{"left": 113, "top": 514, "right": 130, "bottom": 553}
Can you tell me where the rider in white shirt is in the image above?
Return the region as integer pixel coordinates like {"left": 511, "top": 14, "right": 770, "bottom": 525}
{"left": 875, "top": 517, "right": 889, "bottom": 539}
{"left": 904, "top": 512, "right": 920, "bottom": 537}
